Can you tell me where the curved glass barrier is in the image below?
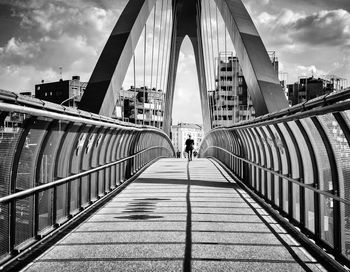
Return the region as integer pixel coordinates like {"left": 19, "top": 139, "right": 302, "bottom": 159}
{"left": 199, "top": 89, "right": 350, "bottom": 265}
{"left": 0, "top": 92, "right": 174, "bottom": 262}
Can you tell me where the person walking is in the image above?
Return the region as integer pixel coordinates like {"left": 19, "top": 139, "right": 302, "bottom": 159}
{"left": 176, "top": 150, "right": 181, "bottom": 158}
{"left": 185, "top": 135, "right": 194, "bottom": 161}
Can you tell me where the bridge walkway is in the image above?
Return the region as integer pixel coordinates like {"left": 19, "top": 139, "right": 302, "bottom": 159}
{"left": 21, "top": 158, "right": 326, "bottom": 272}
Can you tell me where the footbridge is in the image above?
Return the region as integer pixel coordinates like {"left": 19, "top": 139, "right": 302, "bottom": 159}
{"left": 0, "top": 89, "right": 350, "bottom": 271}
{"left": 1, "top": 0, "right": 350, "bottom": 271}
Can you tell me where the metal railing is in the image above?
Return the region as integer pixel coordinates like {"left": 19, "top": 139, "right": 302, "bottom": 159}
{"left": 0, "top": 90, "right": 174, "bottom": 265}
{"left": 199, "top": 89, "right": 350, "bottom": 266}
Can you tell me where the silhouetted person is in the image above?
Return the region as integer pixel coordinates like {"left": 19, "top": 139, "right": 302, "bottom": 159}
{"left": 185, "top": 135, "right": 194, "bottom": 161}
{"left": 176, "top": 150, "right": 181, "bottom": 158}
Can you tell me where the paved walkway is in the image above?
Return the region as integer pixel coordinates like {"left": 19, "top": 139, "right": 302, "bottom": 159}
{"left": 22, "top": 158, "right": 326, "bottom": 272}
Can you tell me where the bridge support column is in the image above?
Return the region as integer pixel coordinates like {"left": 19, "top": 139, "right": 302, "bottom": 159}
{"left": 163, "top": 0, "right": 211, "bottom": 136}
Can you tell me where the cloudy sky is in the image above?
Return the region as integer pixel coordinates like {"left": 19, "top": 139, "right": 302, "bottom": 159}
{"left": 0, "top": 0, "right": 349, "bottom": 125}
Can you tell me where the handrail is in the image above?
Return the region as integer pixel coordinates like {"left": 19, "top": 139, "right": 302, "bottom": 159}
{"left": 209, "top": 90, "right": 350, "bottom": 133}
{"left": 204, "top": 146, "right": 350, "bottom": 206}
{"left": 0, "top": 146, "right": 167, "bottom": 204}
{"left": 0, "top": 102, "right": 167, "bottom": 135}
{"left": 0, "top": 89, "right": 172, "bottom": 140}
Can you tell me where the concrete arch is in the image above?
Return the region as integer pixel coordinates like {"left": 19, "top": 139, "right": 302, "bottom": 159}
{"left": 79, "top": 0, "right": 157, "bottom": 116}
{"left": 163, "top": 0, "right": 210, "bottom": 135}
{"left": 214, "top": 0, "right": 289, "bottom": 115}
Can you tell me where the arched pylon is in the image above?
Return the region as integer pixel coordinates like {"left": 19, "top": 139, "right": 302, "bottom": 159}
{"left": 79, "top": 0, "right": 289, "bottom": 136}
{"left": 79, "top": 0, "right": 157, "bottom": 116}
{"left": 163, "top": 0, "right": 211, "bottom": 135}
{"left": 214, "top": 0, "right": 289, "bottom": 115}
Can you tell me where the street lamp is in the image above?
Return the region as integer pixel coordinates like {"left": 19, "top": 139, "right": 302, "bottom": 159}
{"left": 60, "top": 94, "right": 81, "bottom": 107}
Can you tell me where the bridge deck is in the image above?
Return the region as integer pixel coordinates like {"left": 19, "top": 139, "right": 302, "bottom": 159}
{"left": 22, "top": 158, "right": 326, "bottom": 272}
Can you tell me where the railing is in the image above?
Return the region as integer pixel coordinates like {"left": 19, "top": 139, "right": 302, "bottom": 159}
{"left": 0, "top": 90, "right": 174, "bottom": 265}
{"left": 200, "top": 89, "right": 350, "bottom": 266}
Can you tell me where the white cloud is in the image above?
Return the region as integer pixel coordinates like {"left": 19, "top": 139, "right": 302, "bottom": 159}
{"left": 0, "top": 0, "right": 124, "bottom": 92}
{"left": 295, "top": 65, "right": 327, "bottom": 77}
{"left": 0, "top": 65, "right": 58, "bottom": 92}
{"left": 1, "top": 0, "right": 349, "bottom": 124}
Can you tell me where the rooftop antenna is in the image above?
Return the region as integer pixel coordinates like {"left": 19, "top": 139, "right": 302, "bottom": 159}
{"left": 59, "top": 66, "right": 63, "bottom": 81}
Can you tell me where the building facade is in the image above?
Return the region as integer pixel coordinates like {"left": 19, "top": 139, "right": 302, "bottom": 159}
{"left": 210, "top": 52, "right": 280, "bottom": 128}
{"left": 35, "top": 76, "right": 86, "bottom": 108}
{"left": 35, "top": 79, "right": 164, "bottom": 128}
{"left": 171, "top": 123, "right": 204, "bottom": 157}
{"left": 115, "top": 86, "right": 165, "bottom": 128}
{"left": 287, "top": 77, "right": 336, "bottom": 106}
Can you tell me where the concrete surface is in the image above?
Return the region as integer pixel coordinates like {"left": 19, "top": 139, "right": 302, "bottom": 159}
{"left": 22, "top": 158, "right": 327, "bottom": 272}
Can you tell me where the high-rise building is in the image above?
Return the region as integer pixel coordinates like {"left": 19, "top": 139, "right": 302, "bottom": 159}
{"left": 115, "top": 86, "right": 165, "bottom": 128}
{"left": 171, "top": 123, "right": 204, "bottom": 157}
{"left": 210, "top": 52, "right": 280, "bottom": 128}
{"left": 35, "top": 76, "right": 86, "bottom": 108}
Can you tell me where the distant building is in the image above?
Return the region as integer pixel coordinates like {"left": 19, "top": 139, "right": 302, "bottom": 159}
{"left": 35, "top": 76, "right": 86, "bottom": 108}
{"left": 115, "top": 86, "right": 165, "bottom": 128}
{"left": 171, "top": 123, "right": 204, "bottom": 157}
{"left": 19, "top": 91, "right": 34, "bottom": 97}
{"left": 210, "top": 51, "right": 280, "bottom": 128}
{"left": 287, "top": 76, "right": 335, "bottom": 106}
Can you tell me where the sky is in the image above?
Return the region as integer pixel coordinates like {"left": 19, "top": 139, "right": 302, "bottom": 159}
{"left": 0, "top": 0, "right": 349, "bottom": 125}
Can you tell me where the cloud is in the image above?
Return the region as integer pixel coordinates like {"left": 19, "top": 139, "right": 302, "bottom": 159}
{"left": 252, "top": 7, "right": 350, "bottom": 48}
{"left": 0, "top": 0, "right": 124, "bottom": 91}
{"left": 295, "top": 65, "right": 327, "bottom": 78}
{"left": 0, "top": 0, "right": 349, "bottom": 124}
{"left": 291, "top": 9, "right": 350, "bottom": 46}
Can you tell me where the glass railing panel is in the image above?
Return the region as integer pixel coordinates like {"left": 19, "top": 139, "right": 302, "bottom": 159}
{"left": 93, "top": 130, "right": 107, "bottom": 198}
{"left": 250, "top": 128, "right": 265, "bottom": 195}
{"left": 0, "top": 112, "right": 24, "bottom": 257}
{"left": 240, "top": 129, "right": 255, "bottom": 187}
{"left": 0, "top": 110, "right": 9, "bottom": 257}
{"left": 318, "top": 113, "right": 350, "bottom": 256}
{"left": 262, "top": 126, "right": 279, "bottom": 205}
{"left": 0, "top": 202, "right": 9, "bottom": 258}
{"left": 38, "top": 121, "right": 68, "bottom": 233}
{"left": 341, "top": 202, "right": 350, "bottom": 259}
{"left": 107, "top": 133, "right": 118, "bottom": 190}
{"left": 81, "top": 127, "right": 100, "bottom": 206}
{"left": 15, "top": 117, "right": 51, "bottom": 247}
{"left": 301, "top": 118, "right": 333, "bottom": 246}
{"left": 288, "top": 122, "right": 315, "bottom": 227}
{"left": 71, "top": 126, "right": 92, "bottom": 174}
{"left": 70, "top": 125, "right": 92, "bottom": 214}
{"left": 267, "top": 125, "right": 283, "bottom": 207}
{"left": 55, "top": 182, "right": 68, "bottom": 223}
{"left": 340, "top": 111, "right": 350, "bottom": 259}
{"left": 277, "top": 123, "right": 299, "bottom": 215}
{"left": 256, "top": 127, "right": 271, "bottom": 200}
{"left": 56, "top": 123, "right": 81, "bottom": 178}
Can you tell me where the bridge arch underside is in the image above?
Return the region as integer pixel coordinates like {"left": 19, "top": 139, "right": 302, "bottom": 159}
{"left": 199, "top": 100, "right": 350, "bottom": 265}
{"left": 78, "top": 0, "right": 288, "bottom": 134}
